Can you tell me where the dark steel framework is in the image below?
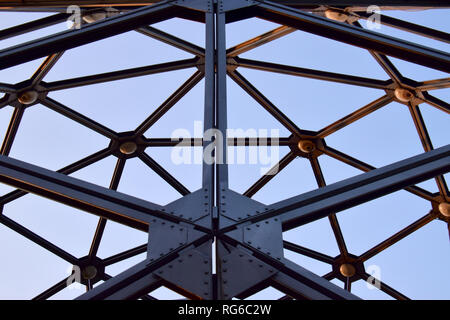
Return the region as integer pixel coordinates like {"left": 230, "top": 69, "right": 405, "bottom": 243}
{"left": 0, "top": 0, "right": 449, "bottom": 300}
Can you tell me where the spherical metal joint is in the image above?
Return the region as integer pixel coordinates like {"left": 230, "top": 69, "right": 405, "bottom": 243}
{"left": 83, "top": 7, "right": 119, "bottom": 23}
{"left": 18, "top": 90, "right": 38, "bottom": 105}
{"left": 324, "top": 9, "right": 348, "bottom": 22}
{"left": 438, "top": 202, "right": 450, "bottom": 218}
{"left": 298, "top": 140, "right": 316, "bottom": 153}
{"left": 81, "top": 265, "right": 98, "bottom": 280}
{"left": 119, "top": 141, "right": 138, "bottom": 155}
{"left": 394, "top": 88, "right": 414, "bottom": 103}
{"left": 339, "top": 263, "right": 356, "bottom": 278}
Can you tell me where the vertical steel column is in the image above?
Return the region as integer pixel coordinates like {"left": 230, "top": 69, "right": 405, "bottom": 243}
{"left": 215, "top": 0, "right": 229, "bottom": 300}
{"left": 203, "top": 0, "right": 217, "bottom": 300}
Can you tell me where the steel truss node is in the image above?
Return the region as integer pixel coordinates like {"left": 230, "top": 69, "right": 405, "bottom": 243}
{"left": 0, "top": 0, "right": 448, "bottom": 300}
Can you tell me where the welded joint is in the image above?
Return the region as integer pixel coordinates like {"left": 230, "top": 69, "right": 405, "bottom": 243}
{"left": 147, "top": 217, "right": 207, "bottom": 263}
{"left": 431, "top": 196, "right": 450, "bottom": 222}
{"left": 2, "top": 82, "right": 48, "bottom": 109}
{"left": 219, "top": 246, "right": 277, "bottom": 299}
{"left": 384, "top": 82, "right": 428, "bottom": 106}
{"left": 331, "top": 253, "right": 364, "bottom": 284}
{"left": 71, "top": 256, "right": 106, "bottom": 286}
{"left": 109, "top": 132, "right": 147, "bottom": 159}
{"left": 288, "top": 134, "right": 325, "bottom": 158}
{"left": 154, "top": 241, "right": 212, "bottom": 299}
{"left": 195, "top": 57, "right": 206, "bottom": 73}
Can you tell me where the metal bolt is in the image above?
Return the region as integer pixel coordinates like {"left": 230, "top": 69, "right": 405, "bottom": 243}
{"left": 119, "top": 141, "right": 138, "bottom": 155}
{"left": 340, "top": 263, "right": 356, "bottom": 277}
{"left": 81, "top": 265, "right": 97, "bottom": 280}
{"left": 324, "top": 9, "right": 348, "bottom": 22}
{"left": 438, "top": 202, "right": 450, "bottom": 217}
{"left": 394, "top": 87, "right": 414, "bottom": 102}
{"left": 18, "top": 90, "right": 38, "bottom": 105}
{"left": 298, "top": 140, "right": 316, "bottom": 153}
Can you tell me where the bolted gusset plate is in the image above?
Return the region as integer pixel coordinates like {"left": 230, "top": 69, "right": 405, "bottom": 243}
{"left": 147, "top": 217, "right": 207, "bottom": 261}
{"left": 162, "top": 189, "right": 212, "bottom": 228}
{"left": 155, "top": 241, "right": 213, "bottom": 299}
{"left": 224, "top": 216, "right": 284, "bottom": 261}
{"left": 219, "top": 188, "right": 268, "bottom": 228}
{"left": 218, "top": 246, "right": 277, "bottom": 299}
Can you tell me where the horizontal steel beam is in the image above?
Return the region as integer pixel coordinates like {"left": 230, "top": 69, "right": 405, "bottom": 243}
{"left": 254, "top": 2, "right": 450, "bottom": 73}
{"left": 142, "top": 137, "right": 291, "bottom": 147}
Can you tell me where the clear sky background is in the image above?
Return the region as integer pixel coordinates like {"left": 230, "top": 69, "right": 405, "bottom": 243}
{"left": 0, "top": 6, "right": 449, "bottom": 300}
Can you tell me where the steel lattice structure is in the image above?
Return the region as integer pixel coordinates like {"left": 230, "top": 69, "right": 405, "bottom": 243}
{"left": 0, "top": 0, "right": 449, "bottom": 300}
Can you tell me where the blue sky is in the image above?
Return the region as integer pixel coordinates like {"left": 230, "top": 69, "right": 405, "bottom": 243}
{"left": 0, "top": 6, "right": 449, "bottom": 300}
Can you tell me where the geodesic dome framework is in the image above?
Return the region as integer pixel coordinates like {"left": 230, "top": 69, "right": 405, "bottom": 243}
{"left": 0, "top": 0, "right": 448, "bottom": 300}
